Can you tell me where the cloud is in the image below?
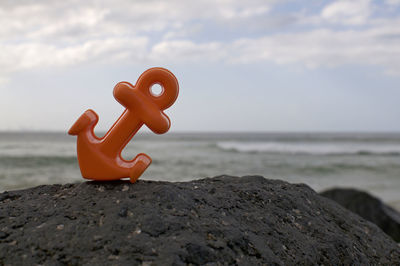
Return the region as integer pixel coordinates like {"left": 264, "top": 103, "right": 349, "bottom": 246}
{"left": 151, "top": 21, "right": 400, "bottom": 76}
{"left": 386, "top": 0, "right": 400, "bottom": 6}
{"left": 0, "top": 37, "right": 149, "bottom": 73}
{"left": 321, "top": 0, "right": 372, "bottom": 25}
{"left": 150, "top": 40, "right": 225, "bottom": 63}
{"left": 0, "top": 0, "right": 273, "bottom": 41}
{"left": 228, "top": 25, "right": 400, "bottom": 75}
{"left": 0, "top": 0, "right": 273, "bottom": 73}
{"left": 0, "top": 77, "right": 8, "bottom": 86}
{"left": 0, "top": 0, "right": 400, "bottom": 79}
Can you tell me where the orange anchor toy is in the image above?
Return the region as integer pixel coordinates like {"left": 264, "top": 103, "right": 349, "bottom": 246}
{"left": 68, "top": 67, "right": 179, "bottom": 183}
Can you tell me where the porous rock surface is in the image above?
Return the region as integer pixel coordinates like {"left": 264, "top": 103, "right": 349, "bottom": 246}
{"left": 0, "top": 175, "right": 399, "bottom": 265}
{"left": 321, "top": 188, "right": 400, "bottom": 242}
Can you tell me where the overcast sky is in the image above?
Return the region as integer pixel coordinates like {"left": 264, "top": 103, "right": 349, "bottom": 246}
{"left": 0, "top": 0, "right": 399, "bottom": 132}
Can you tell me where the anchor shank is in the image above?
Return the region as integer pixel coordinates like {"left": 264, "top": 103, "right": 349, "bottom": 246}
{"left": 100, "top": 109, "right": 143, "bottom": 158}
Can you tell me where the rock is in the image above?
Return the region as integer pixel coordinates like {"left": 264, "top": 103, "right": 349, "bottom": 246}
{"left": 0, "top": 175, "right": 399, "bottom": 265}
{"left": 320, "top": 188, "right": 400, "bottom": 242}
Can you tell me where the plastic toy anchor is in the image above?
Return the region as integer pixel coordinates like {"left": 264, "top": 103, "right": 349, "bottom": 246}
{"left": 68, "top": 67, "right": 179, "bottom": 183}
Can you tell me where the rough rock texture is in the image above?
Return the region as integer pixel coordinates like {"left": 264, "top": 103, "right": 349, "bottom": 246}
{"left": 321, "top": 188, "right": 400, "bottom": 242}
{"left": 0, "top": 175, "right": 399, "bottom": 265}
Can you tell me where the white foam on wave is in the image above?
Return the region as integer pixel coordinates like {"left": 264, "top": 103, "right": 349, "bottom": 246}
{"left": 216, "top": 141, "right": 400, "bottom": 155}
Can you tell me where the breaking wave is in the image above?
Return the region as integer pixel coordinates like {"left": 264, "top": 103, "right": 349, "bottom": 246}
{"left": 216, "top": 141, "right": 400, "bottom": 156}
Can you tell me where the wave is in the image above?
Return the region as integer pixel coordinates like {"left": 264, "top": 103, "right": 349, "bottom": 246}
{"left": 216, "top": 141, "right": 400, "bottom": 156}
{"left": 286, "top": 163, "right": 400, "bottom": 175}
{"left": 0, "top": 155, "right": 77, "bottom": 168}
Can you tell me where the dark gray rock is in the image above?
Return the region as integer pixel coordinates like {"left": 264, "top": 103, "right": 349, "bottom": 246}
{"left": 0, "top": 175, "right": 399, "bottom": 265}
{"left": 321, "top": 188, "right": 400, "bottom": 242}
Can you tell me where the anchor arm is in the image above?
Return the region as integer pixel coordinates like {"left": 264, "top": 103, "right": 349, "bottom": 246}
{"left": 68, "top": 109, "right": 99, "bottom": 136}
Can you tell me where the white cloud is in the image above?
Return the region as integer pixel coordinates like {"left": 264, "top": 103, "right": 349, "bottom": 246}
{"left": 228, "top": 25, "right": 400, "bottom": 75}
{"left": 386, "top": 0, "right": 400, "bottom": 6}
{"left": 149, "top": 22, "right": 400, "bottom": 75}
{"left": 0, "top": 0, "right": 400, "bottom": 79}
{"left": 321, "top": 0, "right": 372, "bottom": 25}
{"left": 0, "top": 77, "right": 8, "bottom": 86}
{"left": 150, "top": 40, "right": 225, "bottom": 63}
{"left": 0, "top": 0, "right": 273, "bottom": 41}
{"left": 0, "top": 0, "right": 273, "bottom": 75}
{"left": 0, "top": 37, "right": 148, "bottom": 73}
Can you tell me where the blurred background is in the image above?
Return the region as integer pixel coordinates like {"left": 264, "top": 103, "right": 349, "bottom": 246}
{"left": 0, "top": 0, "right": 399, "bottom": 210}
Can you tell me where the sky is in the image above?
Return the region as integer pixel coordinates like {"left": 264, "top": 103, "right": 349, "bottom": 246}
{"left": 0, "top": 0, "right": 400, "bottom": 132}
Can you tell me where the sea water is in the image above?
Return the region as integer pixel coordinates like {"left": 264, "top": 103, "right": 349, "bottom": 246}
{"left": 0, "top": 132, "right": 399, "bottom": 210}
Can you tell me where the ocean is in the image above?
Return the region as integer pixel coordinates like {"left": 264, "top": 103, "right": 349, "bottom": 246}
{"left": 0, "top": 132, "right": 399, "bottom": 210}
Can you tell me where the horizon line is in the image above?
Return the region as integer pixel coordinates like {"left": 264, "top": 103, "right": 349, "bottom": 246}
{"left": 0, "top": 130, "right": 400, "bottom": 135}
